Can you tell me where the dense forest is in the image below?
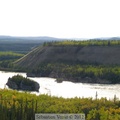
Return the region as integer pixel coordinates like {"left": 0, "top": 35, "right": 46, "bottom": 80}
{"left": 29, "top": 62, "right": 120, "bottom": 84}
{"left": 0, "top": 51, "right": 24, "bottom": 70}
{"left": 0, "top": 40, "right": 42, "bottom": 54}
{"left": 0, "top": 89, "right": 120, "bottom": 120}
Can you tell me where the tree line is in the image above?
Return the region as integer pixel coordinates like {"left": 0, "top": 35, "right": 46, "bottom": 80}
{"left": 43, "top": 40, "right": 120, "bottom": 46}
{"left": 29, "top": 62, "right": 120, "bottom": 84}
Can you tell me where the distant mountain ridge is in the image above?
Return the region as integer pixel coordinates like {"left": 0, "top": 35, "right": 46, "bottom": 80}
{"left": 0, "top": 35, "right": 120, "bottom": 41}
{"left": 90, "top": 37, "right": 120, "bottom": 40}
{"left": 0, "top": 36, "right": 63, "bottom": 41}
{"left": 0, "top": 36, "right": 63, "bottom": 53}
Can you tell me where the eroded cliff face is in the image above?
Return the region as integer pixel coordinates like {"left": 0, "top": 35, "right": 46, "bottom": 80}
{"left": 15, "top": 45, "right": 120, "bottom": 69}
{"left": 6, "top": 79, "right": 40, "bottom": 92}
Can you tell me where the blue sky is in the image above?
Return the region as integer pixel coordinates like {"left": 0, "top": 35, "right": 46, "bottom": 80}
{"left": 0, "top": 0, "right": 120, "bottom": 38}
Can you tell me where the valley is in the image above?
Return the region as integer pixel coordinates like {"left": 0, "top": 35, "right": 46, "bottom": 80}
{"left": 1, "top": 37, "right": 120, "bottom": 119}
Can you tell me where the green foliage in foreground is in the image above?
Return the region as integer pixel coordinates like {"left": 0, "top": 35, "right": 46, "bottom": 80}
{"left": 0, "top": 89, "right": 120, "bottom": 120}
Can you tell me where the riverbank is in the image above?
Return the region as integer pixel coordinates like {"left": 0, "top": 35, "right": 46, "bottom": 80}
{"left": 55, "top": 77, "right": 111, "bottom": 84}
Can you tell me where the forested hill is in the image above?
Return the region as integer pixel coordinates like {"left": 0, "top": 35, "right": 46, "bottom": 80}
{"left": 14, "top": 40, "right": 120, "bottom": 83}
{"left": 15, "top": 40, "right": 120, "bottom": 68}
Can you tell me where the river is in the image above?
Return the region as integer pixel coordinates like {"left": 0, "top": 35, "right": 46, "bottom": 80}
{"left": 0, "top": 71, "right": 120, "bottom": 99}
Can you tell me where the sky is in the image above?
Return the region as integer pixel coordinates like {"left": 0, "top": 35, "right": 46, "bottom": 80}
{"left": 0, "top": 0, "right": 120, "bottom": 39}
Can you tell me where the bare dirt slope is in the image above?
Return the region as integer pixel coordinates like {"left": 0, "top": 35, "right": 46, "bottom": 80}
{"left": 14, "top": 45, "right": 120, "bottom": 68}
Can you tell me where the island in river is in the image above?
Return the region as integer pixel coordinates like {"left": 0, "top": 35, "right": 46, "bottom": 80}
{"left": 6, "top": 75, "right": 40, "bottom": 92}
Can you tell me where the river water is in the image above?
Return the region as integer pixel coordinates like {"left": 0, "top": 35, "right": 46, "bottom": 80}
{"left": 0, "top": 71, "right": 120, "bottom": 99}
